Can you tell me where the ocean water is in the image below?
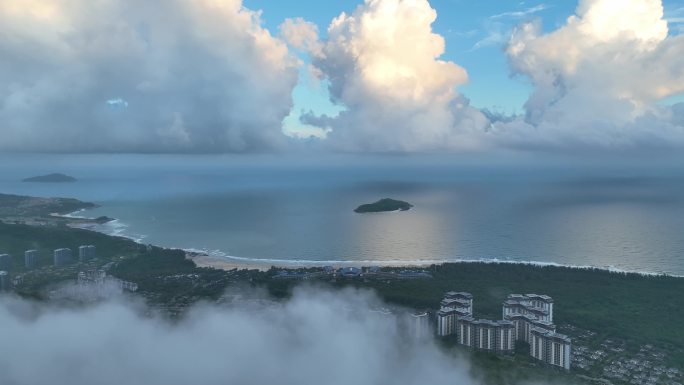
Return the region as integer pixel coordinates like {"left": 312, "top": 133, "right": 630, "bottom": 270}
{"left": 1, "top": 154, "right": 684, "bottom": 275}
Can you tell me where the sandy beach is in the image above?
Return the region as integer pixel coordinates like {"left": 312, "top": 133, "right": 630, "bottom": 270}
{"left": 187, "top": 253, "right": 271, "bottom": 271}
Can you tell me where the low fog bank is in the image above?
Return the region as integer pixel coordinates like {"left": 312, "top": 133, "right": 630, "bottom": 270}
{"left": 0, "top": 287, "right": 504, "bottom": 385}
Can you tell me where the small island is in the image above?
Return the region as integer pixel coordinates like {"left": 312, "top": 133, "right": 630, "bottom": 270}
{"left": 93, "top": 216, "right": 115, "bottom": 224}
{"left": 354, "top": 198, "right": 413, "bottom": 213}
{"left": 23, "top": 173, "right": 77, "bottom": 183}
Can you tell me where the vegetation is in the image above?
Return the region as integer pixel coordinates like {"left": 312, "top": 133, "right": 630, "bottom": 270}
{"left": 354, "top": 198, "right": 413, "bottom": 213}
{"left": 110, "top": 247, "right": 231, "bottom": 303}
{"left": 0, "top": 193, "right": 95, "bottom": 218}
{"left": 0, "top": 221, "right": 141, "bottom": 296}
{"left": 260, "top": 263, "right": 684, "bottom": 365}
{"left": 0, "top": 220, "right": 232, "bottom": 303}
{"left": 0, "top": 221, "right": 139, "bottom": 270}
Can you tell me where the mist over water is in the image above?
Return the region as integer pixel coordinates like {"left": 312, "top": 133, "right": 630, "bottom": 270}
{"left": 2, "top": 153, "right": 684, "bottom": 274}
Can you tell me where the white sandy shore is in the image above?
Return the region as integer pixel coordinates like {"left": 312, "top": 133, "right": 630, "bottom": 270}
{"left": 186, "top": 252, "right": 683, "bottom": 278}
{"left": 188, "top": 253, "right": 272, "bottom": 271}
{"left": 186, "top": 253, "right": 442, "bottom": 272}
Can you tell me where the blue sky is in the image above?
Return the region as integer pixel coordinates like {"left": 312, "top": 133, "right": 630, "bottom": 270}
{"left": 245, "top": 0, "right": 684, "bottom": 123}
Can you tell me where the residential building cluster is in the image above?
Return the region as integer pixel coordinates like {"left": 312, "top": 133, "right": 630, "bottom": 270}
{"left": 437, "top": 291, "right": 572, "bottom": 370}
{"left": 48, "top": 268, "right": 138, "bottom": 301}
{"left": 272, "top": 266, "right": 433, "bottom": 280}
{"left": 0, "top": 245, "right": 98, "bottom": 292}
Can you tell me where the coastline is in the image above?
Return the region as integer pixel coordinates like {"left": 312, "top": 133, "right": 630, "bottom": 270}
{"left": 183, "top": 249, "right": 684, "bottom": 278}
{"left": 63, "top": 209, "right": 684, "bottom": 278}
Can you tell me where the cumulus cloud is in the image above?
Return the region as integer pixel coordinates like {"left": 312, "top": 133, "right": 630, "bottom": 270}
{"left": 280, "top": 17, "right": 324, "bottom": 57}
{"left": 294, "top": 0, "right": 491, "bottom": 152}
{"left": 0, "top": 0, "right": 299, "bottom": 153}
{"left": 0, "top": 287, "right": 497, "bottom": 385}
{"left": 499, "top": 0, "right": 684, "bottom": 149}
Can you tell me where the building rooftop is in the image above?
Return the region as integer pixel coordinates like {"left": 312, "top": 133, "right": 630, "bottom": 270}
{"left": 525, "top": 294, "right": 554, "bottom": 302}
{"left": 530, "top": 327, "right": 571, "bottom": 343}
{"left": 445, "top": 291, "right": 473, "bottom": 299}
{"left": 441, "top": 298, "right": 470, "bottom": 307}
{"left": 506, "top": 293, "right": 554, "bottom": 303}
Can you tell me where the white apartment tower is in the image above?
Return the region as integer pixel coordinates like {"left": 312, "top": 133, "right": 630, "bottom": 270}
{"left": 53, "top": 248, "right": 72, "bottom": 267}
{"left": 25, "top": 250, "right": 39, "bottom": 268}
{"left": 530, "top": 327, "right": 572, "bottom": 370}
{"left": 78, "top": 245, "right": 97, "bottom": 262}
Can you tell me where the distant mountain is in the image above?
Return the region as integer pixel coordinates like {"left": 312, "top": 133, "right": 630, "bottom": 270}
{"left": 22, "top": 173, "right": 77, "bottom": 183}
{"left": 354, "top": 198, "right": 413, "bottom": 213}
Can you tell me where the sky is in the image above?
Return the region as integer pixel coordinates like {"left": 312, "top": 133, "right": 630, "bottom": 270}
{"left": 246, "top": 0, "right": 574, "bottom": 114}
{"left": 0, "top": 0, "right": 683, "bottom": 153}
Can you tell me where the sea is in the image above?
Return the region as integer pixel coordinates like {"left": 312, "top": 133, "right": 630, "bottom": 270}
{"left": 1, "top": 153, "right": 684, "bottom": 275}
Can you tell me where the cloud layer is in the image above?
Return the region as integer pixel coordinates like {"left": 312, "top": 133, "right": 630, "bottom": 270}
{"left": 291, "top": 0, "right": 491, "bottom": 152}
{"left": 500, "top": 0, "right": 684, "bottom": 149}
{"left": 0, "top": 0, "right": 298, "bottom": 152}
{"left": 1, "top": 0, "right": 683, "bottom": 153}
{"left": 0, "top": 287, "right": 489, "bottom": 385}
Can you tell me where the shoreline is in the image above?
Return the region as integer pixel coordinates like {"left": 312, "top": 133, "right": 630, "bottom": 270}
{"left": 184, "top": 250, "right": 684, "bottom": 278}
{"left": 64, "top": 209, "right": 684, "bottom": 278}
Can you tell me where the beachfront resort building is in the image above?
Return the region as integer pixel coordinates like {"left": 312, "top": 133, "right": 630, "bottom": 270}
{"left": 53, "top": 248, "right": 72, "bottom": 267}
{"left": 436, "top": 291, "right": 571, "bottom": 369}
{"left": 531, "top": 326, "right": 572, "bottom": 370}
{"left": 25, "top": 250, "right": 39, "bottom": 268}
{"left": 410, "top": 312, "right": 431, "bottom": 339}
{"left": 0, "top": 271, "right": 9, "bottom": 291}
{"left": 455, "top": 317, "right": 516, "bottom": 353}
{"left": 78, "top": 245, "right": 97, "bottom": 262}
{"left": 0, "top": 254, "right": 12, "bottom": 271}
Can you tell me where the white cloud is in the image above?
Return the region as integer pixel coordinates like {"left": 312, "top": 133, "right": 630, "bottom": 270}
{"left": 106, "top": 99, "right": 129, "bottom": 109}
{"left": 0, "top": 0, "right": 299, "bottom": 153}
{"left": 300, "top": 0, "right": 490, "bottom": 152}
{"left": 0, "top": 288, "right": 494, "bottom": 385}
{"left": 500, "top": 0, "right": 684, "bottom": 149}
{"left": 280, "top": 17, "right": 324, "bottom": 57}
{"left": 490, "top": 4, "right": 549, "bottom": 20}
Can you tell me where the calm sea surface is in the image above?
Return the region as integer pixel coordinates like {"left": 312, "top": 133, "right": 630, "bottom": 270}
{"left": 1, "top": 154, "right": 684, "bottom": 275}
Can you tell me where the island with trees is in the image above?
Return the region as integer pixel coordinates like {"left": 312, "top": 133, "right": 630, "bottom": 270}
{"left": 22, "top": 173, "right": 77, "bottom": 183}
{"left": 354, "top": 198, "right": 413, "bottom": 213}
